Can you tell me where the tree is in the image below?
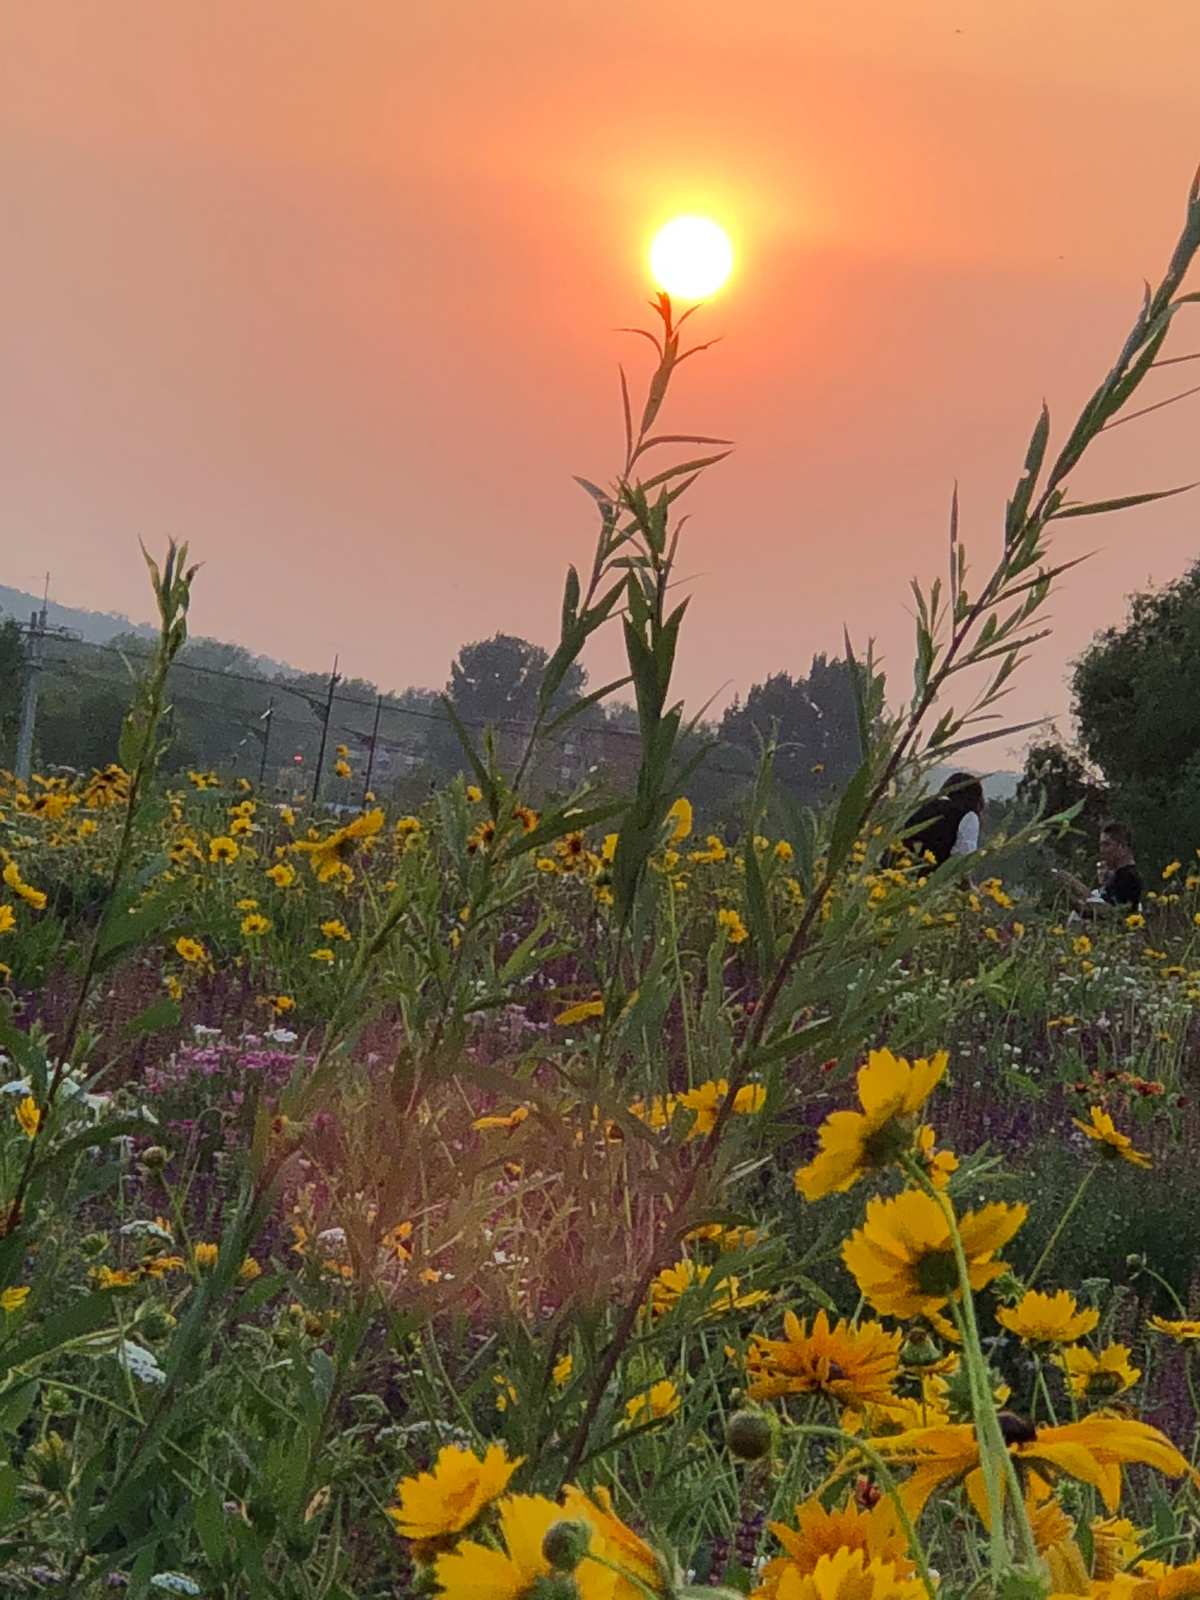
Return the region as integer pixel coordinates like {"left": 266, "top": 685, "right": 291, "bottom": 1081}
{"left": 431, "top": 633, "right": 587, "bottom": 779}
{"left": 0, "top": 619, "right": 24, "bottom": 764}
{"left": 718, "top": 655, "right": 863, "bottom": 807}
{"left": 1072, "top": 559, "right": 1200, "bottom": 868}
{"left": 1016, "top": 738, "right": 1108, "bottom": 866}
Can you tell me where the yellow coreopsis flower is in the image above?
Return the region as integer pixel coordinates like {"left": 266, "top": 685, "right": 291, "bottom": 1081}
{"left": 15, "top": 1096, "right": 41, "bottom": 1139}
{"left": 650, "top": 1259, "right": 768, "bottom": 1318}
{"left": 552, "top": 1352, "right": 573, "bottom": 1387}
{"left": 1073, "top": 1105, "right": 1152, "bottom": 1168}
{"left": 625, "top": 1378, "right": 680, "bottom": 1423}
{"left": 388, "top": 1442, "right": 522, "bottom": 1542}
{"left": 794, "top": 1048, "right": 948, "bottom": 1201}
{"left": 843, "top": 1188, "right": 1026, "bottom": 1321}
{"left": 334, "top": 759, "right": 351, "bottom": 779}
{"left": 175, "top": 936, "right": 208, "bottom": 965}
{"left": 92, "top": 1266, "right": 139, "bottom": 1290}
{"left": 293, "top": 808, "right": 384, "bottom": 883}
{"left": 0, "top": 1286, "right": 30, "bottom": 1314}
{"left": 742, "top": 1309, "right": 901, "bottom": 1407}
{"left": 193, "top": 1242, "right": 219, "bottom": 1270}
{"left": 756, "top": 1498, "right": 915, "bottom": 1600}
{"left": 310, "top": 948, "right": 335, "bottom": 964}
{"left": 208, "top": 836, "right": 240, "bottom": 864}
{"left": 1148, "top": 1316, "right": 1200, "bottom": 1343}
{"left": 270, "top": 994, "right": 295, "bottom": 1014}
{"left": 240, "top": 913, "right": 271, "bottom": 937}
{"left": 0, "top": 905, "right": 15, "bottom": 935}
{"left": 434, "top": 1493, "right": 612, "bottom": 1600}
{"left": 769, "top": 1548, "right": 927, "bottom": 1600}
{"left": 996, "top": 1289, "right": 1099, "bottom": 1347}
{"left": 666, "top": 795, "right": 693, "bottom": 842}
{"left": 320, "top": 918, "right": 351, "bottom": 942}
{"left": 265, "top": 862, "right": 296, "bottom": 888}
{"left": 674, "top": 1077, "right": 766, "bottom": 1138}
{"left": 1127, "top": 912, "right": 1146, "bottom": 929}
{"left": 1059, "top": 1343, "right": 1141, "bottom": 1400}
{"left": 717, "top": 907, "right": 749, "bottom": 943}
{"left": 2, "top": 862, "right": 46, "bottom": 910}
{"left": 229, "top": 816, "right": 252, "bottom": 837}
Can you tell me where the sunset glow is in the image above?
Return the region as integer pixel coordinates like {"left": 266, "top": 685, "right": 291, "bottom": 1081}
{"left": 649, "top": 216, "right": 734, "bottom": 301}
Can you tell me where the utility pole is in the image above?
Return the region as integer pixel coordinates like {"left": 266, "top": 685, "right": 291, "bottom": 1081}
{"left": 258, "top": 696, "right": 275, "bottom": 788}
{"left": 14, "top": 604, "right": 46, "bottom": 782}
{"left": 311, "top": 657, "right": 340, "bottom": 807}
{"left": 362, "top": 692, "right": 383, "bottom": 806}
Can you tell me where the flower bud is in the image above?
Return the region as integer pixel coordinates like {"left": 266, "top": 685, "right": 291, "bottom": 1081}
{"left": 900, "top": 1331, "right": 942, "bottom": 1369}
{"left": 542, "top": 1519, "right": 591, "bottom": 1572}
{"left": 726, "top": 1409, "right": 773, "bottom": 1462}
{"left": 140, "top": 1145, "right": 170, "bottom": 1172}
{"left": 80, "top": 1232, "right": 109, "bottom": 1259}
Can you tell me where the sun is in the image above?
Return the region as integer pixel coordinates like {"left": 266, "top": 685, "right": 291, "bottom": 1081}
{"left": 649, "top": 216, "right": 734, "bottom": 300}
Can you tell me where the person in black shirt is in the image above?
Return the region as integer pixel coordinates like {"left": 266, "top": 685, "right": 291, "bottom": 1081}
{"left": 1053, "top": 820, "right": 1143, "bottom": 918}
{"left": 902, "top": 772, "right": 985, "bottom": 868}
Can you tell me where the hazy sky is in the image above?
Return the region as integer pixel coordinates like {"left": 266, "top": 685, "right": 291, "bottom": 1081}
{"left": 4, "top": 2, "right": 1200, "bottom": 765}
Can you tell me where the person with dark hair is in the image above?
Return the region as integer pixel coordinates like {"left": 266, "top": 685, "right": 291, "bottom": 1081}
{"left": 1053, "top": 821, "right": 1143, "bottom": 918}
{"left": 902, "top": 771, "right": 986, "bottom": 868}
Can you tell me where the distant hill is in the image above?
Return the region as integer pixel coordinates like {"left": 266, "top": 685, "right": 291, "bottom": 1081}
{"left": 927, "top": 763, "right": 1020, "bottom": 801}
{"left": 0, "top": 585, "right": 155, "bottom": 646}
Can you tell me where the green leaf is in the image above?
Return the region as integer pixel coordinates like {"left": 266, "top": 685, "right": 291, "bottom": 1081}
{"left": 0, "top": 1291, "right": 115, "bottom": 1375}
{"left": 1005, "top": 402, "right": 1050, "bottom": 542}
{"left": 124, "top": 998, "right": 182, "bottom": 1038}
{"left": 1049, "top": 482, "right": 1197, "bottom": 519}
{"left": 0, "top": 1465, "right": 17, "bottom": 1526}
{"left": 0, "top": 1379, "right": 37, "bottom": 1434}
{"left": 827, "top": 761, "right": 872, "bottom": 875}
{"left": 193, "top": 1483, "right": 228, "bottom": 1570}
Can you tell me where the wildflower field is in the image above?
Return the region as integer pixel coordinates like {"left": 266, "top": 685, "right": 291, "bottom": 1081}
{"left": 4, "top": 186, "right": 1200, "bottom": 1600}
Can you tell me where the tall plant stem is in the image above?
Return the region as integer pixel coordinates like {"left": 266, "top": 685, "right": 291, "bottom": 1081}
{"left": 1026, "top": 1166, "right": 1097, "bottom": 1290}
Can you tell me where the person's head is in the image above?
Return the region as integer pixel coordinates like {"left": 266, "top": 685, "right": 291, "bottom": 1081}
{"left": 940, "top": 771, "right": 985, "bottom": 816}
{"left": 1099, "top": 821, "right": 1134, "bottom": 868}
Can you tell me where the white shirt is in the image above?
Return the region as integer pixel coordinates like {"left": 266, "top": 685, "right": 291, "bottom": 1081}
{"left": 950, "top": 810, "right": 979, "bottom": 857}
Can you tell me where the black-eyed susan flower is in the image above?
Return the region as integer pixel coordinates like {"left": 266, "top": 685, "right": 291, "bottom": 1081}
{"left": 293, "top": 808, "right": 384, "bottom": 883}
{"left": 842, "top": 1189, "right": 1026, "bottom": 1322}
{"left": 465, "top": 784, "right": 482, "bottom": 804}
{"left": 240, "top": 913, "right": 271, "bottom": 937}
{"left": 794, "top": 1049, "right": 948, "bottom": 1201}
{"left": 229, "top": 816, "right": 252, "bottom": 837}
{"left": 1073, "top": 1105, "right": 1152, "bottom": 1168}
{"left": 867, "top": 1412, "right": 1192, "bottom": 1522}
{"left": 208, "top": 836, "right": 239, "bottom": 865}
{"left": 624, "top": 1378, "right": 680, "bottom": 1423}
{"left": 1059, "top": 1343, "right": 1140, "bottom": 1400}
{"left": 995, "top": 1289, "right": 1100, "bottom": 1348}
{"left": 742, "top": 1310, "right": 900, "bottom": 1407}
{"left": 1147, "top": 1316, "right": 1200, "bottom": 1342}
{"left": 757, "top": 1497, "right": 914, "bottom": 1600}
{"left": 174, "top": 936, "right": 208, "bottom": 965}
{"left": 387, "top": 1441, "right": 521, "bottom": 1543}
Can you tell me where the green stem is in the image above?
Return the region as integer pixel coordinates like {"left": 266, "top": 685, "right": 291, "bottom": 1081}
{"left": 1026, "top": 1166, "right": 1097, "bottom": 1290}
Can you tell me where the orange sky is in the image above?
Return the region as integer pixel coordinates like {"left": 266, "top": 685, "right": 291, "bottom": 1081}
{"left": 4, "top": 2, "right": 1200, "bottom": 765}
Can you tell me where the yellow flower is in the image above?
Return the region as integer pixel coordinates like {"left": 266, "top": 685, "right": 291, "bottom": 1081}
{"left": 395, "top": 815, "right": 423, "bottom": 838}
{"left": 1059, "top": 1343, "right": 1141, "bottom": 1400}
{"left": 175, "top": 936, "right": 208, "bottom": 965}
{"left": 15, "top": 1096, "right": 41, "bottom": 1139}
{"left": 1163, "top": 860, "right": 1182, "bottom": 879}
{"left": 756, "top": 1498, "right": 914, "bottom": 1600}
{"left": 163, "top": 974, "right": 183, "bottom": 1002}
{"left": 624, "top": 1378, "right": 680, "bottom": 1423}
{"left": 387, "top": 1441, "right": 521, "bottom": 1543}
{"left": 320, "top": 918, "right": 351, "bottom": 942}
{"left": 560, "top": 1484, "right": 669, "bottom": 1600}
{"left": 310, "top": 948, "right": 335, "bottom": 964}
{"left": 742, "top": 1310, "right": 901, "bottom": 1406}
{"left": 472, "top": 1106, "right": 530, "bottom": 1132}
{"left": 0, "top": 905, "right": 15, "bottom": 936}
{"left": 193, "top": 1242, "right": 219, "bottom": 1270}
{"left": 555, "top": 998, "right": 605, "bottom": 1025}
{"left": 493, "top": 1375, "right": 518, "bottom": 1412}
{"left": 238, "top": 1257, "right": 263, "bottom": 1283}
{"left": 794, "top": 1049, "right": 948, "bottom": 1201}
{"left": 717, "top": 907, "right": 749, "bottom": 943}
{"left": 229, "top": 816, "right": 252, "bottom": 836}
{"left": 649, "top": 1259, "right": 769, "bottom": 1318}
{"left": 0, "top": 1286, "right": 30, "bottom": 1313}
{"left": 1090, "top": 1517, "right": 1144, "bottom": 1581}
{"left": 435, "top": 1493, "right": 613, "bottom": 1600}
{"left": 334, "top": 759, "right": 351, "bottom": 779}
{"left": 915, "top": 1125, "right": 958, "bottom": 1190}
{"left": 867, "top": 1413, "right": 1193, "bottom": 1523}
{"left": 842, "top": 1189, "right": 1026, "bottom": 1321}
{"left": 266, "top": 861, "right": 296, "bottom": 888}
{"left": 552, "top": 1352, "right": 573, "bottom": 1387}
{"left": 235, "top": 897, "right": 259, "bottom": 911}
{"left": 1073, "top": 1105, "right": 1152, "bottom": 1168}
{"left": 1127, "top": 912, "right": 1146, "bottom": 929}
{"left": 675, "top": 1078, "right": 766, "bottom": 1138}
{"left": 767, "top": 1548, "right": 926, "bottom": 1600}
{"left": 1073, "top": 934, "right": 1092, "bottom": 956}
{"left": 775, "top": 839, "right": 795, "bottom": 862}
{"left": 240, "top": 913, "right": 271, "bottom": 936}
{"left": 667, "top": 796, "right": 693, "bottom": 842}
{"left": 2, "top": 862, "right": 46, "bottom": 910}
{"left": 139, "top": 1253, "right": 186, "bottom": 1280}
{"left": 208, "top": 836, "right": 239, "bottom": 864}
{"left": 1148, "top": 1316, "right": 1200, "bottom": 1342}
{"left": 270, "top": 994, "right": 296, "bottom": 1014}
{"left": 293, "top": 808, "right": 384, "bottom": 883}
{"left": 995, "top": 1289, "right": 1100, "bottom": 1347}
{"left": 92, "top": 1266, "right": 139, "bottom": 1290}
{"left": 465, "top": 784, "right": 483, "bottom": 804}
{"left": 279, "top": 805, "right": 296, "bottom": 827}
